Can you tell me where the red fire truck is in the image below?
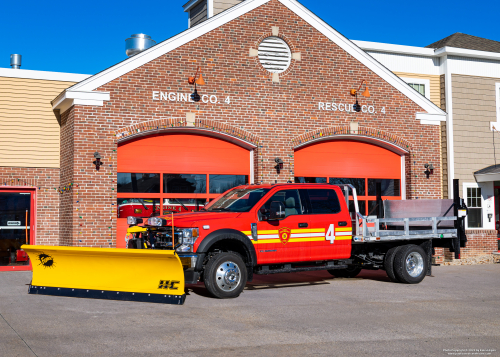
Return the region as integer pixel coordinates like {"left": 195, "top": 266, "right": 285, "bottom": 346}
{"left": 126, "top": 182, "right": 467, "bottom": 299}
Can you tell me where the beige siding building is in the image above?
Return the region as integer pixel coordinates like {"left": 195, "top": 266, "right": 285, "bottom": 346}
{"left": 355, "top": 34, "right": 500, "bottom": 257}
{"left": 0, "top": 68, "right": 89, "bottom": 268}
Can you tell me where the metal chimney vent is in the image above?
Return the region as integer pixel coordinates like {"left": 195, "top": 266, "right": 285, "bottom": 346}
{"left": 10, "top": 54, "right": 22, "bottom": 69}
{"left": 258, "top": 37, "right": 291, "bottom": 74}
{"left": 125, "top": 34, "right": 156, "bottom": 57}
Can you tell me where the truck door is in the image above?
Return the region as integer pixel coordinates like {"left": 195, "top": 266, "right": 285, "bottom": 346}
{"left": 299, "top": 188, "right": 352, "bottom": 260}
{"left": 256, "top": 189, "right": 309, "bottom": 264}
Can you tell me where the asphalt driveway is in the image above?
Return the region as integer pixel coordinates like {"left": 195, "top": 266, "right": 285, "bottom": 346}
{"left": 1, "top": 264, "right": 499, "bottom": 357}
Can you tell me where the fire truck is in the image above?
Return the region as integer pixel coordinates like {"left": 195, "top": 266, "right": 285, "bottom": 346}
{"left": 24, "top": 181, "right": 467, "bottom": 304}
{"left": 125, "top": 181, "right": 467, "bottom": 299}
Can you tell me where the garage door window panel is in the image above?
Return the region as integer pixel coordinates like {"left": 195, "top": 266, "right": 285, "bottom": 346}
{"left": 209, "top": 175, "right": 248, "bottom": 194}
{"left": 164, "top": 174, "right": 206, "bottom": 194}
{"left": 368, "top": 179, "right": 400, "bottom": 196}
{"left": 329, "top": 178, "right": 365, "bottom": 196}
{"left": 295, "top": 177, "right": 327, "bottom": 184}
{"left": 118, "top": 198, "right": 161, "bottom": 218}
{"left": 117, "top": 173, "right": 160, "bottom": 193}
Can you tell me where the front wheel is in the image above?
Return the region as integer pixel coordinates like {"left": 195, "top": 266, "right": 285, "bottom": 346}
{"left": 328, "top": 265, "right": 362, "bottom": 278}
{"left": 204, "top": 252, "right": 247, "bottom": 299}
{"left": 393, "top": 245, "right": 428, "bottom": 284}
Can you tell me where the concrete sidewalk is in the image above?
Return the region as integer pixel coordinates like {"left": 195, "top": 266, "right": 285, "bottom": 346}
{"left": 1, "top": 265, "right": 499, "bottom": 357}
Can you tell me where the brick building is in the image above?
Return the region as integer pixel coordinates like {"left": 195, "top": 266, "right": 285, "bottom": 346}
{"left": 50, "top": 0, "right": 444, "bottom": 249}
{"left": 4, "top": 0, "right": 495, "bottom": 270}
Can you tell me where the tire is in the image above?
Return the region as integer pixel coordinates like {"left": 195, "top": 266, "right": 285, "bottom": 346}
{"left": 393, "top": 244, "right": 428, "bottom": 284}
{"left": 328, "top": 265, "right": 362, "bottom": 278}
{"left": 384, "top": 246, "right": 402, "bottom": 283}
{"left": 204, "top": 252, "right": 247, "bottom": 299}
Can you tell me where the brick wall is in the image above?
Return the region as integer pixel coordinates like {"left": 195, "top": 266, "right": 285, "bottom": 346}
{"left": 61, "top": 0, "right": 442, "bottom": 246}
{"left": 0, "top": 167, "right": 59, "bottom": 245}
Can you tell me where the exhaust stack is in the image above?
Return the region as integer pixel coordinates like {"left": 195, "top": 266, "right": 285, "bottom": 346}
{"left": 10, "top": 54, "right": 21, "bottom": 69}
{"left": 125, "top": 34, "right": 156, "bottom": 57}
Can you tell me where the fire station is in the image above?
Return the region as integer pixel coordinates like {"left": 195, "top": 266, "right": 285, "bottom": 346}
{"left": 8, "top": 0, "right": 498, "bottom": 270}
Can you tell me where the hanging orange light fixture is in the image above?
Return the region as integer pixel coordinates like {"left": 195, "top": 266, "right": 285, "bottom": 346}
{"left": 188, "top": 67, "right": 205, "bottom": 102}
{"left": 350, "top": 80, "right": 370, "bottom": 112}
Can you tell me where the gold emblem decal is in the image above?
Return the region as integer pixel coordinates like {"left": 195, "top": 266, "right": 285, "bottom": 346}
{"left": 279, "top": 227, "right": 291, "bottom": 245}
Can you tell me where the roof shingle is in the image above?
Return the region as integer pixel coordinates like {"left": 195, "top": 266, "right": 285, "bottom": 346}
{"left": 426, "top": 33, "right": 500, "bottom": 53}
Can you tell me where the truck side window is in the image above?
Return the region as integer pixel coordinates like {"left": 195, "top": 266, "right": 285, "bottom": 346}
{"left": 306, "top": 189, "right": 341, "bottom": 214}
{"left": 262, "top": 190, "right": 302, "bottom": 217}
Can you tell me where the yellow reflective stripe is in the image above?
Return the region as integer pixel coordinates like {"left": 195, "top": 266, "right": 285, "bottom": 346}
{"left": 241, "top": 231, "right": 251, "bottom": 235}
{"left": 258, "top": 230, "right": 279, "bottom": 234}
{"left": 335, "top": 227, "right": 352, "bottom": 232}
{"left": 335, "top": 236, "right": 352, "bottom": 240}
{"left": 252, "top": 239, "right": 282, "bottom": 244}
{"left": 291, "top": 228, "right": 325, "bottom": 233}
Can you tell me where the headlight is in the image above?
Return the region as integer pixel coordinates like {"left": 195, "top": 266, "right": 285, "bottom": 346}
{"left": 176, "top": 228, "right": 199, "bottom": 252}
{"left": 147, "top": 217, "right": 166, "bottom": 226}
{"left": 127, "top": 216, "right": 143, "bottom": 225}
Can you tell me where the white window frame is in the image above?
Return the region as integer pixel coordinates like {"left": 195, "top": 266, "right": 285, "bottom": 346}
{"left": 463, "top": 182, "right": 483, "bottom": 229}
{"left": 496, "top": 83, "right": 500, "bottom": 122}
{"left": 400, "top": 77, "right": 430, "bottom": 100}
{"left": 490, "top": 83, "right": 500, "bottom": 131}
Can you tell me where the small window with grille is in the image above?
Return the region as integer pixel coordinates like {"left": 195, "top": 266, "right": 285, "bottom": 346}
{"left": 466, "top": 187, "right": 482, "bottom": 228}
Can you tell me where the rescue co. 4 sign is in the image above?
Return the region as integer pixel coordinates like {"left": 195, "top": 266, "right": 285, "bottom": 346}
{"left": 152, "top": 91, "right": 231, "bottom": 105}
{"left": 318, "top": 102, "right": 386, "bottom": 114}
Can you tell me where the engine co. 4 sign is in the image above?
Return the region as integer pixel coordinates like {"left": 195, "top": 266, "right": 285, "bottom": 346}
{"left": 152, "top": 91, "right": 231, "bottom": 105}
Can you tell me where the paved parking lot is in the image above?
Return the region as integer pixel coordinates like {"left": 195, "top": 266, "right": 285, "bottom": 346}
{"left": 1, "top": 264, "right": 499, "bottom": 357}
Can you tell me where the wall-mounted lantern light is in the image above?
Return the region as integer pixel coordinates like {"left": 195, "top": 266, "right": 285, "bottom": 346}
{"left": 424, "top": 163, "right": 434, "bottom": 179}
{"left": 350, "top": 80, "right": 370, "bottom": 112}
{"left": 275, "top": 158, "right": 284, "bottom": 174}
{"left": 188, "top": 67, "right": 205, "bottom": 102}
{"left": 93, "top": 152, "right": 103, "bottom": 171}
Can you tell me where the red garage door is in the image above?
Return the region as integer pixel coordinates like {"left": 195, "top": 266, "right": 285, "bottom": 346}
{"left": 295, "top": 140, "right": 402, "bottom": 215}
{"left": 116, "top": 133, "right": 252, "bottom": 247}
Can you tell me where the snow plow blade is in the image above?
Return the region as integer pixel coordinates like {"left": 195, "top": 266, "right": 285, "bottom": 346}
{"left": 21, "top": 245, "right": 186, "bottom": 305}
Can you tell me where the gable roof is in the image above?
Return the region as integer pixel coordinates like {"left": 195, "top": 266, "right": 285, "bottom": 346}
{"left": 55, "top": 0, "right": 445, "bottom": 120}
{"left": 426, "top": 33, "right": 500, "bottom": 54}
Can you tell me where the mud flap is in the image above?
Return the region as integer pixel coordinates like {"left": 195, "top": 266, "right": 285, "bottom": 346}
{"left": 21, "top": 245, "right": 186, "bottom": 305}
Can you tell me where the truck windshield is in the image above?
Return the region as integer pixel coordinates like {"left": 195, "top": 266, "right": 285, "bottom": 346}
{"left": 205, "top": 188, "right": 270, "bottom": 212}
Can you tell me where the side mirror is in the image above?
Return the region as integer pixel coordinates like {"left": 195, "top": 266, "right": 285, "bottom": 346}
{"left": 269, "top": 201, "right": 286, "bottom": 220}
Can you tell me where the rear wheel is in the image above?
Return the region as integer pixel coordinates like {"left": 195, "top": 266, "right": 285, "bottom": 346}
{"left": 384, "top": 246, "right": 402, "bottom": 283}
{"left": 393, "top": 245, "right": 428, "bottom": 284}
{"left": 204, "top": 252, "right": 247, "bottom": 299}
{"left": 328, "top": 265, "right": 362, "bottom": 278}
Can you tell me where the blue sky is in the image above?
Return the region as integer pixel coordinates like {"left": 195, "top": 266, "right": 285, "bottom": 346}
{"left": 2, "top": 0, "right": 498, "bottom": 74}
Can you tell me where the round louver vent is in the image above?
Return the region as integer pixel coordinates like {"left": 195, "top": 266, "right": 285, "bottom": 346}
{"left": 258, "top": 37, "right": 292, "bottom": 74}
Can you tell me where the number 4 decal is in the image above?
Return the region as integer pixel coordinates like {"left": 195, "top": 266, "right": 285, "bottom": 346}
{"left": 326, "top": 224, "right": 335, "bottom": 244}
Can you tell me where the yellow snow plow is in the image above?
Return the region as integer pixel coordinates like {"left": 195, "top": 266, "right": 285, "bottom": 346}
{"left": 21, "top": 245, "right": 186, "bottom": 305}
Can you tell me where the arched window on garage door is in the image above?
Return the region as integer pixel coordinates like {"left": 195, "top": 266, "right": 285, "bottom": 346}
{"left": 117, "top": 133, "right": 253, "bottom": 218}
{"left": 294, "top": 139, "right": 404, "bottom": 216}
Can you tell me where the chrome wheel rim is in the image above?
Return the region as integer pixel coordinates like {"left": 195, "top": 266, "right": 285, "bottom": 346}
{"left": 215, "top": 261, "right": 241, "bottom": 291}
{"left": 406, "top": 252, "right": 424, "bottom": 278}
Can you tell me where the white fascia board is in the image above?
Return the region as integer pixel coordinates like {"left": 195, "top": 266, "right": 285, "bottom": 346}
{"left": 475, "top": 172, "right": 500, "bottom": 183}
{"left": 279, "top": 0, "right": 445, "bottom": 117}
{"left": 183, "top": 0, "right": 201, "bottom": 12}
{"left": 0, "top": 68, "right": 91, "bottom": 82}
{"left": 417, "top": 112, "right": 446, "bottom": 125}
{"left": 352, "top": 40, "right": 436, "bottom": 57}
{"left": 435, "top": 46, "right": 500, "bottom": 61}
{"left": 69, "top": 0, "right": 270, "bottom": 94}
{"left": 52, "top": 90, "right": 110, "bottom": 113}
